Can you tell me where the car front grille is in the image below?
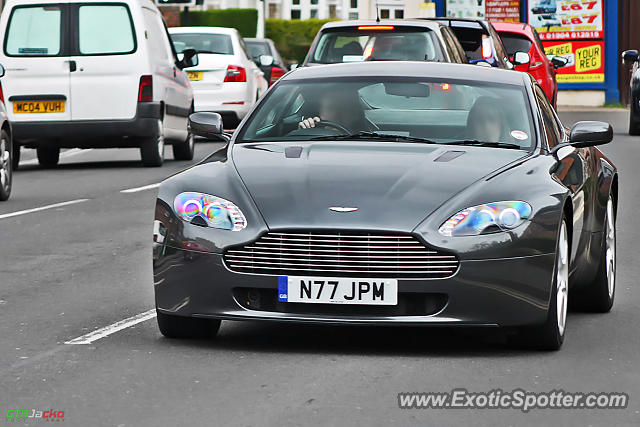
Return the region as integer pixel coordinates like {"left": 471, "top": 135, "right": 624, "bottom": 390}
{"left": 223, "top": 231, "right": 459, "bottom": 278}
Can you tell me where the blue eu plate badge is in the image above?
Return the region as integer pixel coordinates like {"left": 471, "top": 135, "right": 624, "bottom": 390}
{"left": 278, "top": 276, "right": 289, "bottom": 302}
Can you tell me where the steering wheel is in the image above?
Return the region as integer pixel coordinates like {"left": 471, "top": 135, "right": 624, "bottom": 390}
{"left": 316, "top": 120, "right": 351, "bottom": 135}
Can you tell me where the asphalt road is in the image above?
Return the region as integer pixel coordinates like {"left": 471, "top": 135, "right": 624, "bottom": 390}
{"left": 1, "top": 110, "right": 639, "bottom": 426}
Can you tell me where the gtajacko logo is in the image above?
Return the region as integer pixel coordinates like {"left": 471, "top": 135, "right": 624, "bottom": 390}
{"left": 5, "top": 409, "right": 65, "bottom": 422}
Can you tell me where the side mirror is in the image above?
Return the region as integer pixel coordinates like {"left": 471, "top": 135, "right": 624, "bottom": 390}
{"left": 569, "top": 121, "right": 613, "bottom": 147}
{"left": 551, "top": 55, "right": 568, "bottom": 69}
{"left": 289, "top": 63, "right": 299, "bottom": 70}
{"left": 259, "top": 54, "right": 274, "bottom": 67}
{"left": 512, "top": 51, "right": 531, "bottom": 66}
{"left": 178, "top": 48, "right": 198, "bottom": 69}
{"left": 0, "top": 64, "right": 4, "bottom": 78}
{"left": 189, "top": 112, "right": 223, "bottom": 138}
{"left": 622, "top": 49, "right": 639, "bottom": 65}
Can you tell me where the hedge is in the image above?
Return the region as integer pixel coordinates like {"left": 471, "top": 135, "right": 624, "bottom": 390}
{"left": 180, "top": 9, "right": 258, "bottom": 38}
{"left": 265, "top": 19, "right": 336, "bottom": 63}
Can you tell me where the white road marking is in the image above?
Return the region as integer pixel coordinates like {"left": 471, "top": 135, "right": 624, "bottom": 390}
{"left": 20, "top": 148, "right": 94, "bottom": 166}
{"left": 0, "top": 198, "right": 89, "bottom": 220}
{"left": 65, "top": 309, "right": 157, "bottom": 345}
{"left": 120, "top": 183, "right": 160, "bottom": 193}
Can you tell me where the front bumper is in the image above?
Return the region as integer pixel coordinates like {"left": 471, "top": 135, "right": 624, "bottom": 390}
{"left": 154, "top": 245, "right": 555, "bottom": 327}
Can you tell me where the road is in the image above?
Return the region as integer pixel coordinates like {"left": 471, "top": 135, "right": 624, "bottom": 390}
{"left": 1, "top": 110, "right": 639, "bottom": 426}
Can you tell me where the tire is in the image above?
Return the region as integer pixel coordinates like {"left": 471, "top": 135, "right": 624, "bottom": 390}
{"left": 0, "top": 130, "right": 12, "bottom": 201}
{"left": 12, "top": 140, "right": 20, "bottom": 171}
{"left": 516, "top": 218, "right": 569, "bottom": 351}
{"left": 630, "top": 96, "right": 640, "bottom": 135}
{"left": 575, "top": 196, "right": 616, "bottom": 312}
{"left": 157, "top": 311, "right": 221, "bottom": 339}
{"left": 37, "top": 146, "right": 60, "bottom": 168}
{"left": 172, "top": 129, "right": 195, "bottom": 161}
{"left": 140, "top": 119, "right": 165, "bottom": 167}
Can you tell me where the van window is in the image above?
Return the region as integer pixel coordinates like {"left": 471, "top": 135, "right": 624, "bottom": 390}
{"left": 78, "top": 4, "right": 135, "bottom": 55}
{"left": 5, "top": 5, "right": 62, "bottom": 56}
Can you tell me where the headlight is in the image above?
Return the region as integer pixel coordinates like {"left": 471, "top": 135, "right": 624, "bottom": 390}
{"left": 438, "top": 201, "right": 532, "bottom": 237}
{"left": 173, "top": 192, "right": 247, "bottom": 231}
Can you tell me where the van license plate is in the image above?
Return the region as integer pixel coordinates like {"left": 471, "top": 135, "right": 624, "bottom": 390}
{"left": 13, "top": 101, "right": 65, "bottom": 114}
{"left": 186, "top": 71, "right": 203, "bottom": 81}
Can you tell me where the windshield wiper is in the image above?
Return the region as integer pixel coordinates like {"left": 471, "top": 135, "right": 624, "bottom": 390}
{"left": 310, "top": 131, "right": 438, "bottom": 144}
{"left": 443, "top": 140, "right": 524, "bottom": 150}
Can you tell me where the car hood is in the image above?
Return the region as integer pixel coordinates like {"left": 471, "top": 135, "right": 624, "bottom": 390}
{"left": 232, "top": 141, "right": 528, "bottom": 231}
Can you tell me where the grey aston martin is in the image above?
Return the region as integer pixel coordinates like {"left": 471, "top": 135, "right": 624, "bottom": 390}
{"left": 152, "top": 62, "right": 617, "bottom": 350}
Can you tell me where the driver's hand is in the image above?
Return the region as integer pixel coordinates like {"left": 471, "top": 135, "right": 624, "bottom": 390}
{"left": 298, "top": 117, "right": 320, "bottom": 129}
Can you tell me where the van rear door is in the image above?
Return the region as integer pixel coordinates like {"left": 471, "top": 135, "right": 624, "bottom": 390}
{"left": 68, "top": 2, "right": 139, "bottom": 121}
{"left": 2, "top": 3, "right": 72, "bottom": 122}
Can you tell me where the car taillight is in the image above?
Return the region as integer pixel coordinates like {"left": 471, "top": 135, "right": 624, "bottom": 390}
{"left": 0, "top": 82, "right": 4, "bottom": 104}
{"left": 269, "top": 66, "right": 285, "bottom": 86}
{"left": 224, "top": 65, "right": 246, "bottom": 83}
{"left": 138, "top": 75, "right": 152, "bottom": 102}
{"left": 481, "top": 36, "right": 492, "bottom": 59}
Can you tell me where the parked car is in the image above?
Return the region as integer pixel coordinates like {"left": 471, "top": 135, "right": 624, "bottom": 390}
{"left": 153, "top": 61, "right": 618, "bottom": 351}
{"left": 0, "top": 0, "right": 196, "bottom": 168}
{"left": 300, "top": 20, "right": 468, "bottom": 67}
{"left": 531, "top": 0, "right": 557, "bottom": 14}
{"left": 0, "top": 64, "right": 13, "bottom": 201}
{"left": 421, "top": 17, "right": 512, "bottom": 68}
{"left": 532, "top": 14, "right": 562, "bottom": 30}
{"left": 245, "top": 38, "right": 288, "bottom": 86}
{"left": 493, "top": 22, "right": 568, "bottom": 108}
{"left": 622, "top": 49, "right": 640, "bottom": 134}
{"left": 169, "top": 27, "right": 268, "bottom": 129}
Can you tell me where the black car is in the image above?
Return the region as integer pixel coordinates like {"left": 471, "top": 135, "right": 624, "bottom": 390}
{"left": 153, "top": 61, "right": 617, "bottom": 350}
{"left": 532, "top": 0, "right": 557, "bottom": 14}
{"left": 421, "top": 17, "right": 513, "bottom": 68}
{"left": 300, "top": 20, "right": 468, "bottom": 67}
{"left": 623, "top": 50, "right": 640, "bottom": 134}
{"left": 245, "top": 38, "right": 288, "bottom": 86}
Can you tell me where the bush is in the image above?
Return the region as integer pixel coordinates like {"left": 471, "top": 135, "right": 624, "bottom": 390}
{"left": 181, "top": 9, "right": 258, "bottom": 38}
{"left": 266, "top": 19, "right": 336, "bottom": 63}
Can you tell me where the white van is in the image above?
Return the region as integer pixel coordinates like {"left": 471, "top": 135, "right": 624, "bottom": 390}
{"left": 0, "top": 0, "right": 197, "bottom": 167}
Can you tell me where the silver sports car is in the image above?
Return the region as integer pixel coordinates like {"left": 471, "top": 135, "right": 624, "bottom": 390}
{"left": 153, "top": 62, "right": 617, "bottom": 350}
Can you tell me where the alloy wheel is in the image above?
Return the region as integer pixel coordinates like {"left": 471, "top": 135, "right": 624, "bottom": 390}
{"left": 556, "top": 222, "right": 569, "bottom": 336}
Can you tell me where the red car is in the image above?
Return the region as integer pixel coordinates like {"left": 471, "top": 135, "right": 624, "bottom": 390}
{"left": 493, "top": 22, "right": 567, "bottom": 108}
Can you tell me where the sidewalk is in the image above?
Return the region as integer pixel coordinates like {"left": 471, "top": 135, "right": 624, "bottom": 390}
{"left": 557, "top": 106, "right": 628, "bottom": 113}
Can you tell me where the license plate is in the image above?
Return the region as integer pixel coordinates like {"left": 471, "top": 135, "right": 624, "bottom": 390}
{"left": 13, "top": 100, "right": 65, "bottom": 114}
{"left": 278, "top": 276, "right": 398, "bottom": 305}
{"left": 186, "top": 71, "right": 203, "bottom": 81}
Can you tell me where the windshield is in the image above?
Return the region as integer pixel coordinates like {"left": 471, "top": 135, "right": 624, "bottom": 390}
{"left": 237, "top": 77, "right": 535, "bottom": 149}
{"left": 310, "top": 28, "right": 443, "bottom": 64}
{"left": 171, "top": 32, "right": 233, "bottom": 55}
{"left": 246, "top": 41, "right": 269, "bottom": 58}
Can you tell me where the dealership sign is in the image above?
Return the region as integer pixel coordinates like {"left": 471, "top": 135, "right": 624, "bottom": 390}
{"left": 528, "top": 0, "right": 604, "bottom": 40}
{"left": 447, "top": 0, "right": 522, "bottom": 21}
{"left": 544, "top": 40, "right": 605, "bottom": 83}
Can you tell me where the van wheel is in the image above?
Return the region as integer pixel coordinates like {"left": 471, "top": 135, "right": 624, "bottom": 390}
{"left": 0, "top": 130, "right": 12, "bottom": 201}
{"left": 37, "top": 146, "right": 60, "bottom": 168}
{"left": 12, "top": 141, "right": 20, "bottom": 170}
{"left": 172, "top": 130, "right": 195, "bottom": 161}
{"left": 140, "top": 120, "right": 165, "bottom": 167}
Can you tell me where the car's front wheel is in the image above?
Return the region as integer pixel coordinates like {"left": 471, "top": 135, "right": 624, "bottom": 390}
{"left": 157, "top": 311, "right": 221, "bottom": 339}
{"left": 517, "top": 218, "right": 569, "bottom": 351}
{"left": 0, "top": 130, "right": 12, "bottom": 201}
{"left": 140, "top": 119, "right": 165, "bottom": 167}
